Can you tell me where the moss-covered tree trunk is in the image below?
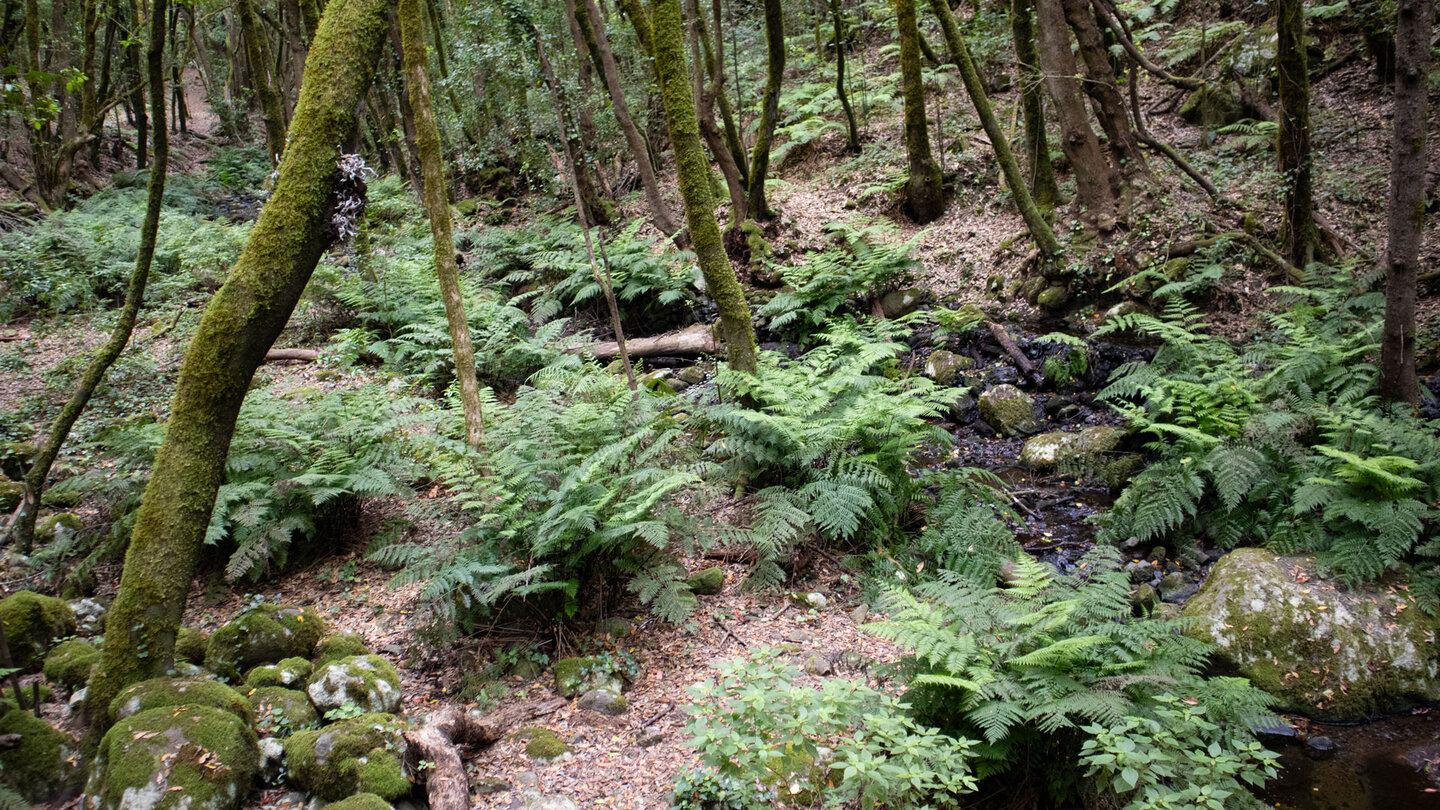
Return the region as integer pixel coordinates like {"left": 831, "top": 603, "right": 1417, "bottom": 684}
{"left": 578, "top": 0, "right": 681, "bottom": 236}
{"left": 651, "top": 0, "right": 757, "bottom": 373}
{"left": 1061, "top": 0, "right": 1146, "bottom": 177}
{"left": 895, "top": 0, "right": 944, "bottom": 224}
{"left": 5, "top": 0, "right": 169, "bottom": 552}
{"left": 86, "top": 0, "right": 392, "bottom": 734}
{"left": 125, "top": 0, "right": 148, "bottom": 169}
{"left": 235, "top": 0, "right": 287, "bottom": 161}
{"left": 399, "top": 0, "right": 485, "bottom": 446}
{"left": 929, "top": 0, "right": 1058, "bottom": 256}
{"left": 690, "top": 0, "right": 748, "bottom": 223}
{"left": 1034, "top": 0, "right": 1118, "bottom": 233}
{"left": 830, "top": 0, "right": 859, "bottom": 153}
{"left": 1378, "top": 0, "right": 1433, "bottom": 405}
{"left": 746, "top": 0, "right": 784, "bottom": 220}
{"left": 1277, "top": 0, "right": 1316, "bottom": 269}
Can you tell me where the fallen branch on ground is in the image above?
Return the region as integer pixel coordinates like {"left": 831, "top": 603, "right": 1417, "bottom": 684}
{"left": 576, "top": 323, "right": 718, "bottom": 359}
{"left": 263, "top": 348, "right": 320, "bottom": 363}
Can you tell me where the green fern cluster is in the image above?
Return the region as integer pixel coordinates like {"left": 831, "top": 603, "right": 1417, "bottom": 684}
{"left": 1096, "top": 273, "right": 1440, "bottom": 598}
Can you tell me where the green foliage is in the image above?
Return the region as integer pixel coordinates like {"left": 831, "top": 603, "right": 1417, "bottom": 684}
{"left": 1095, "top": 274, "right": 1440, "bottom": 598}
{"left": 758, "top": 222, "right": 923, "bottom": 335}
{"left": 1217, "top": 119, "right": 1280, "bottom": 154}
{"left": 206, "top": 145, "right": 274, "bottom": 191}
{"left": 869, "top": 544, "right": 1279, "bottom": 806}
{"left": 669, "top": 766, "right": 773, "bottom": 810}
{"left": 684, "top": 650, "right": 977, "bottom": 808}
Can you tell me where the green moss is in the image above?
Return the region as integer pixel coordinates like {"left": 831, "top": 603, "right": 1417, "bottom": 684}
{"left": 1019, "top": 426, "right": 1124, "bottom": 471}
{"left": 521, "top": 727, "right": 570, "bottom": 760}
{"left": 108, "top": 677, "right": 251, "bottom": 724}
{"left": 326, "top": 793, "right": 395, "bottom": 810}
{"left": 244, "top": 656, "right": 312, "bottom": 689}
{"left": 40, "top": 487, "right": 83, "bottom": 507}
{"left": 0, "top": 708, "right": 71, "bottom": 802}
{"left": 313, "top": 633, "right": 371, "bottom": 668}
{"left": 0, "top": 680, "right": 53, "bottom": 712}
{"left": 0, "top": 480, "right": 22, "bottom": 511}
{"left": 0, "top": 590, "right": 76, "bottom": 672}
{"left": 551, "top": 656, "right": 601, "bottom": 698}
{"left": 204, "top": 604, "right": 325, "bottom": 681}
{"left": 977, "top": 385, "right": 1039, "bottom": 437}
{"left": 895, "top": 0, "right": 944, "bottom": 224}
{"left": 88, "top": 705, "right": 259, "bottom": 810}
{"left": 247, "top": 686, "right": 319, "bottom": 738}
{"left": 175, "top": 627, "right": 209, "bottom": 663}
{"left": 1035, "top": 285, "right": 1069, "bottom": 310}
{"left": 283, "top": 713, "right": 412, "bottom": 801}
{"left": 686, "top": 567, "right": 725, "bottom": 596}
{"left": 37, "top": 512, "right": 82, "bottom": 538}
{"left": 44, "top": 638, "right": 102, "bottom": 689}
{"left": 307, "top": 654, "right": 401, "bottom": 714}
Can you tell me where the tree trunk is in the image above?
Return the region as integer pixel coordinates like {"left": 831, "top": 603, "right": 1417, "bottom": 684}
{"left": 125, "top": 0, "right": 147, "bottom": 169}
{"left": 5, "top": 0, "right": 169, "bottom": 552}
{"left": 929, "top": 0, "right": 1058, "bottom": 256}
{"left": 1061, "top": 0, "right": 1146, "bottom": 177}
{"left": 1378, "top": 0, "right": 1433, "bottom": 405}
{"left": 579, "top": 0, "right": 681, "bottom": 236}
{"left": 86, "top": 0, "right": 392, "bottom": 734}
{"left": 746, "top": 0, "right": 783, "bottom": 220}
{"left": 895, "top": 0, "right": 944, "bottom": 224}
{"left": 235, "top": 0, "right": 287, "bottom": 160}
{"left": 690, "top": 0, "right": 747, "bottom": 224}
{"left": 651, "top": 0, "right": 757, "bottom": 373}
{"left": 563, "top": 0, "right": 605, "bottom": 183}
{"left": 830, "top": 0, "right": 859, "bottom": 153}
{"left": 399, "top": 0, "right": 485, "bottom": 446}
{"left": 1034, "top": 0, "right": 1118, "bottom": 232}
{"left": 699, "top": 0, "right": 749, "bottom": 191}
{"left": 528, "top": 24, "right": 609, "bottom": 227}
{"left": 1277, "top": 0, "right": 1316, "bottom": 269}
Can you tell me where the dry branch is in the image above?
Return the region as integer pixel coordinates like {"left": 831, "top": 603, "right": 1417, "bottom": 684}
{"left": 406, "top": 699, "right": 566, "bottom": 810}
{"left": 577, "top": 323, "right": 719, "bottom": 359}
{"left": 263, "top": 348, "right": 320, "bottom": 362}
{"left": 985, "top": 321, "right": 1042, "bottom": 385}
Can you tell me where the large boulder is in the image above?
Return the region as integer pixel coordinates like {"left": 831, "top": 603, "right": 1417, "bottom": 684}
{"left": 977, "top": 385, "right": 1039, "bottom": 437}
{"left": 108, "top": 677, "right": 252, "bottom": 725}
{"left": 313, "top": 633, "right": 372, "bottom": 669}
{"left": 44, "top": 637, "right": 102, "bottom": 690}
{"left": 175, "top": 627, "right": 209, "bottom": 664}
{"left": 205, "top": 604, "right": 325, "bottom": 682}
{"left": 86, "top": 705, "right": 259, "bottom": 810}
{"left": 249, "top": 686, "right": 320, "bottom": 738}
{"left": 245, "top": 656, "right": 313, "bottom": 689}
{"left": 1183, "top": 549, "right": 1440, "bottom": 720}
{"left": 0, "top": 590, "right": 76, "bottom": 672}
{"left": 283, "top": 713, "right": 412, "bottom": 801}
{"left": 0, "top": 480, "right": 21, "bottom": 512}
{"left": 1019, "top": 426, "right": 1125, "bottom": 470}
{"left": 307, "top": 654, "right": 402, "bottom": 715}
{"left": 0, "top": 708, "right": 72, "bottom": 802}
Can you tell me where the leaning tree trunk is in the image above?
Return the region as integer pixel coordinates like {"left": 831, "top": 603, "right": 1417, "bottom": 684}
{"left": 1277, "top": 0, "right": 1316, "bottom": 269}
{"left": 830, "top": 0, "right": 859, "bottom": 153}
{"left": 578, "top": 0, "right": 681, "bottom": 236}
{"left": 651, "top": 0, "right": 757, "bottom": 373}
{"left": 895, "top": 0, "right": 944, "bottom": 224}
{"left": 399, "top": 0, "right": 485, "bottom": 446}
{"left": 1034, "top": 0, "right": 1118, "bottom": 233}
{"left": 690, "top": 0, "right": 748, "bottom": 224}
{"left": 1062, "top": 0, "right": 1146, "bottom": 178}
{"left": 235, "top": 0, "right": 287, "bottom": 160}
{"left": 86, "top": 0, "right": 392, "bottom": 734}
{"left": 5, "top": 0, "right": 170, "bottom": 552}
{"left": 745, "top": 0, "right": 784, "bottom": 220}
{"left": 1377, "top": 0, "right": 1433, "bottom": 405}
{"left": 929, "top": 0, "right": 1058, "bottom": 256}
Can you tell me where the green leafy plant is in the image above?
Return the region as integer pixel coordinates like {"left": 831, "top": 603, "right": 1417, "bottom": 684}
{"left": 758, "top": 222, "right": 923, "bottom": 336}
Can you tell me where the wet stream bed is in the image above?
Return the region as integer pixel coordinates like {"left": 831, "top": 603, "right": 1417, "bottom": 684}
{"left": 1261, "top": 713, "right": 1440, "bottom": 808}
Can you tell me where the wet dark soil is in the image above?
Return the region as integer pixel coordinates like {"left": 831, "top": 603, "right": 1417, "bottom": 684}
{"left": 1262, "top": 713, "right": 1440, "bottom": 809}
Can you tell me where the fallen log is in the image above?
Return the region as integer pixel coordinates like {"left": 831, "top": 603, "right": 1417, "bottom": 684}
{"left": 985, "top": 321, "right": 1042, "bottom": 385}
{"left": 406, "top": 698, "right": 565, "bottom": 810}
{"left": 263, "top": 348, "right": 319, "bottom": 363}
{"left": 577, "top": 323, "right": 718, "bottom": 359}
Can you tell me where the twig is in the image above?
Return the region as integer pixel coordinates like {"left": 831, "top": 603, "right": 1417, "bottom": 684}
{"left": 638, "top": 700, "right": 676, "bottom": 728}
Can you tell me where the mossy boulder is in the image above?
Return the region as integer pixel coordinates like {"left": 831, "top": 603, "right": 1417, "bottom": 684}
{"left": 109, "top": 677, "right": 252, "bottom": 725}
{"left": 86, "top": 704, "right": 259, "bottom": 810}
{"left": 0, "top": 440, "right": 36, "bottom": 480}
{"left": 923, "top": 350, "right": 973, "bottom": 386}
{"left": 1035, "top": 285, "right": 1070, "bottom": 310}
{"left": 44, "top": 637, "right": 102, "bottom": 689}
{"left": 685, "top": 567, "right": 725, "bottom": 596}
{"left": 283, "top": 713, "right": 412, "bottom": 801}
{"left": 1183, "top": 549, "right": 1440, "bottom": 720}
{"left": 204, "top": 604, "right": 325, "bottom": 681}
{"left": 0, "top": 480, "right": 22, "bottom": 511}
{"left": 0, "top": 708, "right": 72, "bottom": 802}
{"left": 327, "top": 794, "right": 396, "bottom": 810}
{"left": 1019, "top": 426, "right": 1125, "bottom": 471}
{"left": 977, "top": 384, "right": 1040, "bottom": 437}
{"left": 37, "top": 512, "right": 82, "bottom": 541}
{"left": 1179, "top": 83, "right": 1245, "bottom": 128}
{"left": 307, "top": 654, "right": 402, "bottom": 715}
{"left": 176, "top": 627, "right": 209, "bottom": 663}
{"left": 245, "top": 656, "right": 313, "bottom": 689}
{"left": 520, "top": 727, "right": 570, "bottom": 761}
{"left": 879, "top": 288, "right": 926, "bottom": 319}
{"left": 248, "top": 686, "right": 320, "bottom": 738}
{"left": 0, "top": 589, "right": 76, "bottom": 672}
{"left": 552, "top": 656, "right": 619, "bottom": 698}
{"left": 313, "top": 633, "right": 372, "bottom": 669}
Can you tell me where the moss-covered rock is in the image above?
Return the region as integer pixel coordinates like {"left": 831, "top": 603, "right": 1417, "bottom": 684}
{"left": 685, "top": 567, "right": 725, "bottom": 596}
{"left": 326, "top": 793, "right": 396, "bottom": 810}
{"left": 44, "top": 637, "right": 102, "bottom": 690}
{"left": 1183, "top": 549, "right": 1440, "bottom": 720}
{"left": 86, "top": 704, "right": 259, "bottom": 810}
{"left": 37, "top": 512, "right": 82, "bottom": 541}
{"left": 1179, "top": 83, "right": 1245, "bottom": 128}
{"left": 0, "top": 680, "right": 52, "bottom": 712}
{"left": 283, "top": 713, "right": 412, "bottom": 801}
{"left": 0, "top": 590, "right": 76, "bottom": 672}
{"left": 0, "top": 708, "right": 72, "bottom": 801}
{"left": 245, "top": 656, "right": 313, "bottom": 689}
{"left": 313, "top": 632, "right": 372, "bottom": 668}
{"left": 879, "top": 288, "right": 926, "bottom": 319}
{"left": 0, "top": 480, "right": 22, "bottom": 511}
{"left": 205, "top": 604, "right": 325, "bottom": 681}
{"left": 307, "top": 654, "right": 401, "bottom": 715}
{"left": 977, "top": 384, "right": 1039, "bottom": 437}
{"left": 1035, "top": 285, "right": 1070, "bottom": 310}
{"left": 109, "top": 677, "right": 252, "bottom": 724}
{"left": 248, "top": 686, "right": 320, "bottom": 738}
{"left": 0, "top": 440, "right": 36, "bottom": 481}
{"left": 520, "top": 727, "right": 570, "bottom": 760}
{"left": 923, "top": 350, "right": 974, "bottom": 386}
{"left": 552, "top": 656, "right": 619, "bottom": 698}
{"left": 1019, "top": 426, "right": 1125, "bottom": 470}
{"left": 176, "top": 627, "right": 209, "bottom": 663}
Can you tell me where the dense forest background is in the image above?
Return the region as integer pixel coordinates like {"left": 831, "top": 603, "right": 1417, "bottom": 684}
{"left": 0, "top": 0, "right": 1438, "bottom": 807}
